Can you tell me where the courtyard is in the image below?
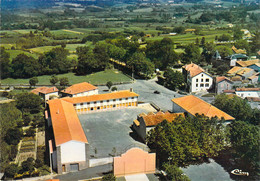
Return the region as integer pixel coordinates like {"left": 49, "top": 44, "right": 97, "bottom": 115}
{"left": 78, "top": 107, "right": 153, "bottom": 158}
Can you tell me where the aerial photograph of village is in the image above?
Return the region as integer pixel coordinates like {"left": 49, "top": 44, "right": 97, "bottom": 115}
{"left": 0, "top": 0, "right": 259, "bottom": 180}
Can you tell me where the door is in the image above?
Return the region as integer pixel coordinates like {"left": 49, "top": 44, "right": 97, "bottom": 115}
{"left": 70, "top": 163, "right": 79, "bottom": 172}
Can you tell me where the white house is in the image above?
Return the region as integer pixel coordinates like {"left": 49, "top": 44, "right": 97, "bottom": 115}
{"left": 48, "top": 99, "right": 89, "bottom": 174}
{"left": 235, "top": 88, "right": 260, "bottom": 98}
{"left": 31, "top": 87, "right": 59, "bottom": 101}
{"left": 61, "top": 82, "right": 98, "bottom": 97}
{"left": 183, "top": 63, "right": 213, "bottom": 93}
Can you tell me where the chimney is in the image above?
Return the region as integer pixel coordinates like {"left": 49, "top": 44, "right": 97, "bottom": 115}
{"left": 130, "top": 88, "right": 133, "bottom": 92}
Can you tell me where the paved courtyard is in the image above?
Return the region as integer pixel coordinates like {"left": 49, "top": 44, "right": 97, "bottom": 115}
{"left": 98, "top": 79, "right": 214, "bottom": 111}
{"left": 78, "top": 107, "right": 151, "bottom": 158}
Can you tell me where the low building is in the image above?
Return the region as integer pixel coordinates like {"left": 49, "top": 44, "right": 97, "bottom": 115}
{"left": 215, "top": 76, "right": 233, "bottom": 94}
{"left": 31, "top": 87, "right": 59, "bottom": 101}
{"left": 183, "top": 63, "right": 213, "bottom": 93}
{"left": 132, "top": 111, "right": 184, "bottom": 142}
{"left": 236, "top": 59, "right": 260, "bottom": 68}
{"left": 61, "top": 90, "right": 139, "bottom": 114}
{"left": 48, "top": 99, "right": 89, "bottom": 174}
{"left": 172, "top": 95, "right": 235, "bottom": 121}
{"left": 248, "top": 74, "right": 259, "bottom": 84}
{"left": 232, "top": 46, "right": 246, "bottom": 54}
{"left": 227, "top": 54, "right": 248, "bottom": 67}
{"left": 61, "top": 82, "right": 98, "bottom": 97}
{"left": 235, "top": 88, "right": 260, "bottom": 98}
{"left": 227, "top": 66, "right": 256, "bottom": 80}
{"left": 248, "top": 63, "right": 260, "bottom": 72}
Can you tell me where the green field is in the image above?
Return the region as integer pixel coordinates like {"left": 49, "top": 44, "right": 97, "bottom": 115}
{"left": 6, "top": 50, "right": 38, "bottom": 60}
{"left": 29, "top": 46, "right": 59, "bottom": 54}
{"left": 1, "top": 70, "right": 132, "bottom": 85}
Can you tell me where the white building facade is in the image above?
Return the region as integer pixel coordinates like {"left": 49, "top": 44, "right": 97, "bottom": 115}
{"left": 188, "top": 72, "right": 213, "bottom": 92}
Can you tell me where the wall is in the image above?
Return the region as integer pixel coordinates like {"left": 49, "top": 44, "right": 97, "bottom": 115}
{"left": 113, "top": 148, "right": 156, "bottom": 177}
{"left": 236, "top": 91, "right": 259, "bottom": 98}
{"left": 60, "top": 141, "right": 86, "bottom": 164}
{"left": 190, "top": 72, "right": 213, "bottom": 92}
{"left": 73, "top": 89, "right": 98, "bottom": 97}
{"left": 216, "top": 81, "right": 232, "bottom": 94}
{"left": 132, "top": 117, "right": 146, "bottom": 143}
{"left": 45, "top": 92, "right": 59, "bottom": 101}
{"left": 74, "top": 96, "right": 138, "bottom": 114}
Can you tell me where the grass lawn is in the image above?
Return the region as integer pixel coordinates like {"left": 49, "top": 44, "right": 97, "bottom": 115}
{"left": 1, "top": 70, "right": 132, "bottom": 85}
{"left": 29, "top": 45, "right": 59, "bottom": 54}
{"left": 6, "top": 50, "right": 38, "bottom": 60}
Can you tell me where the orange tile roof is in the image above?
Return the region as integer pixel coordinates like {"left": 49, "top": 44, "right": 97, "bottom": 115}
{"left": 232, "top": 46, "right": 246, "bottom": 54}
{"left": 236, "top": 87, "right": 260, "bottom": 91}
{"left": 140, "top": 111, "right": 185, "bottom": 126}
{"left": 62, "top": 90, "right": 139, "bottom": 104}
{"left": 227, "top": 66, "right": 243, "bottom": 74}
{"left": 171, "top": 95, "right": 235, "bottom": 120}
{"left": 236, "top": 68, "right": 254, "bottom": 76}
{"left": 236, "top": 59, "right": 260, "bottom": 67}
{"left": 48, "top": 99, "right": 88, "bottom": 146}
{"left": 61, "top": 82, "right": 97, "bottom": 95}
{"left": 248, "top": 75, "right": 258, "bottom": 80}
{"left": 31, "top": 87, "right": 58, "bottom": 95}
{"left": 183, "top": 63, "right": 205, "bottom": 77}
{"left": 216, "top": 76, "right": 233, "bottom": 83}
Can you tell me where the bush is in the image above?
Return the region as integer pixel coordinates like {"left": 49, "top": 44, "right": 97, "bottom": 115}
{"left": 4, "top": 163, "right": 19, "bottom": 178}
{"left": 102, "top": 173, "right": 116, "bottom": 181}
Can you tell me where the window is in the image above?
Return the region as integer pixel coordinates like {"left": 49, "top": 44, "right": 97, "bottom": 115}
{"left": 113, "top": 105, "right": 116, "bottom": 108}
{"left": 91, "top": 107, "right": 94, "bottom": 111}
{"left": 97, "top": 107, "right": 100, "bottom": 110}
{"left": 80, "top": 103, "right": 83, "bottom": 106}
{"left": 196, "top": 79, "right": 198, "bottom": 82}
{"left": 119, "top": 98, "right": 122, "bottom": 101}
{"left": 113, "top": 99, "right": 116, "bottom": 102}
{"left": 132, "top": 97, "right": 134, "bottom": 99}
{"left": 205, "top": 83, "right": 209, "bottom": 87}
{"left": 73, "top": 104, "right": 76, "bottom": 107}
{"left": 206, "top": 78, "right": 209, "bottom": 82}
{"left": 126, "top": 98, "right": 128, "bottom": 100}
{"left": 200, "top": 84, "right": 204, "bottom": 87}
{"left": 201, "top": 79, "right": 203, "bottom": 82}
{"left": 196, "top": 84, "right": 198, "bottom": 87}
{"left": 87, "top": 102, "right": 90, "bottom": 105}
{"left": 94, "top": 101, "right": 97, "bottom": 104}
{"left": 201, "top": 74, "right": 204, "bottom": 77}
{"left": 100, "top": 101, "right": 103, "bottom": 103}
{"left": 107, "top": 100, "right": 109, "bottom": 103}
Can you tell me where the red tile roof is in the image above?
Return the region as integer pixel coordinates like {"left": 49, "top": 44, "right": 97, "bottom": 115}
{"left": 216, "top": 76, "right": 233, "bottom": 83}
{"left": 171, "top": 95, "right": 235, "bottom": 120}
{"left": 236, "top": 87, "right": 260, "bottom": 91}
{"left": 223, "top": 89, "right": 235, "bottom": 93}
{"left": 246, "top": 97, "right": 260, "bottom": 102}
{"left": 61, "top": 82, "right": 97, "bottom": 95}
{"left": 183, "top": 63, "right": 205, "bottom": 77}
{"left": 139, "top": 111, "right": 185, "bottom": 127}
{"left": 31, "top": 87, "right": 58, "bottom": 95}
{"left": 62, "top": 90, "right": 139, "bottom": 104}
{"left": 48, "top": 99, "right": 88, "bottom": 146}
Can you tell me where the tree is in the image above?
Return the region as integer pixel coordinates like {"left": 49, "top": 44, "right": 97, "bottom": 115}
{"left": 228, "top": 121, "right": 259, "bottom": 169}
{"left": 147, "top": 115, "right": 225, "bottom": 167}
{"left": 200, "top": 37, "right": 205, "bottom": 46}
{"left": 233, "top": 26, "right": 243, "bottom": 40}
{"left": 182, "top": 43, "right": 201, "bottom": 64}
{"left": 173, "top": 26, "right": 185, "bottom": 34}
{"left": 213, "top": 94, "right": 259, "bottom": 125}
{"left": 11, "top": 54, "right": 40, "bottom": 78}
{"left": 4, "top": 164, "right": 19, "bottom": 178}
{"left": 49, "top": 75, "right": 59, "bottom": 85}
{"left": 127, "top": 52, "right": 155, "bottom": 78}
{"left": 106, "top": 81, "right": 113, "bottom": 90}
{"left": 29, "top": 77, "right": 39, "bottom": 87}
{"left": 217, "top": 34, "right": 231, "bottom": 41}
{"left": 25, "top": 127, "right": 35, "bottom": 137}
{"left": 16, "top": 93, "right": 42, "bottom": 114}
{"left": 251, "top": 32, "right": 260, "bottom": 53}
{"left": 234, "top": 39, "right": 249, "bottom": 54}
{"left": 201, "top": 42, "right": 216, "bottom": 63}
{"left": 59, "top": 77, "right": 69, "bottom": 87}
{"left": 217, "top": 46, "right": 232, "bottom": 58}
{"left": 4, "top": 128, "right": 23, "bottom": 145}
{"left": 146, "top": 38, "right": 178, "bottom": 69}
{"left": 21, "top": 157, "right": 35, "bottom": 172}
{"left": 163, "top": 68, "right": 185, "bottom": 91}
{"left": 38, "top": 47, "right": 71, "bottom": 74}
{"left": 163, "top": 163, "right": 190, "bottom": 181}
{"left": 0, "top": 47, "right": 12, "bottom": 79}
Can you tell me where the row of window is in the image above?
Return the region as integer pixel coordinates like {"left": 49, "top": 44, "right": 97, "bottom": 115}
{"left": 76, "top": 102, "right": 137, "bottom": 112}
{"left": 74, "top": 97, "right": 136, "bottom": 107}
{"left": 196, "top": 78, "right": 210, "bottom": 82}
{"left": 196, "top": 83, "right": 210, "bottom": 87}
